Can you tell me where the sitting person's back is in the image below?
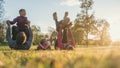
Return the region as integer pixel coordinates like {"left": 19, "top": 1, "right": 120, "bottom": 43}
{"left": 6, "top": 22, "right": 33, "bottom": 50}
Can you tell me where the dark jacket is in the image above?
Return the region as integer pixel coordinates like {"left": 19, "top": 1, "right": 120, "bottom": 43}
{"left": 10, "top": 16, "right": 30, "bottom": 28}
{"left": 6, "top": 26, "right": 33, "bottom": 50}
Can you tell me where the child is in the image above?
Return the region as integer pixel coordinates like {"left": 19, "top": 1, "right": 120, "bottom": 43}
{"left": 37, "top": 39, "right": 51, "bottom": 50}
{"left": 6, "top": 9, "right": 30, "bottom": 40}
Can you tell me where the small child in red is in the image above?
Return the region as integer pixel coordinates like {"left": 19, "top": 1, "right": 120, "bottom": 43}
{"left": 37, "top": 39, "right": 51, "bottom": 50}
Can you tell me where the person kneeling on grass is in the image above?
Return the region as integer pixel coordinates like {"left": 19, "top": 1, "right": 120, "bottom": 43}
{"left": 37, "top": 39, "right": 51, "bottom": 50}
{"left": 6, "top": 22, "right": 33, "bottom": 50}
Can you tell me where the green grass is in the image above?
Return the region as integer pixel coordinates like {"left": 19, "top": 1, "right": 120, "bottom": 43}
{"left": 0, "top": 45, "right": 120, "bottom": 68}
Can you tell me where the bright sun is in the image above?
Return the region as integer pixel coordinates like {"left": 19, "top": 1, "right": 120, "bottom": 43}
{"left": 110, "top": 22, "right": 120, "bottom": 41}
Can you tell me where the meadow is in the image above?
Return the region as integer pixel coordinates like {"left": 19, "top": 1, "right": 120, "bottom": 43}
{"left": 0, "top": 45, "right": 120, "bottom": 68}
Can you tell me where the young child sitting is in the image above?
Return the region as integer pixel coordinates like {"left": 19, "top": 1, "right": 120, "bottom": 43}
{"left": 37, "top": 39, "right": 51, "bottom": 50}
{"left": 6, "top": 9, "right": 30, "bottom": 40}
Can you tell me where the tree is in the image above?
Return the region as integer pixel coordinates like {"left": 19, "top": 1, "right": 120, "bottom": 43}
{"left": 0, "top": 23, "right": 4, "bottom": 42}
{"left": 74, "top": 0, "right": 111, "bottom": 46}
{"left": 76, "top": 0, "right": 96, "bottom": 46}
{"left": 71, "top": 20, "right": 85, "bottom": 45}
{"left": 0, "top": 0, "right": 5, "bottom": 43}
{"left": 48, "top": 26, "right": 57, "bottom": 45}
{"left": 0, "top": 0, "right": 4, "bottom": 21}
{"left": 95, "top": 19, "right": 111, "bottom": 45}
{"left": 31, "top": 25, "right": 42, "bottom": 45}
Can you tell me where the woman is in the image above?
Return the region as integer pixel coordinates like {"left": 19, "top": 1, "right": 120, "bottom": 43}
{"left": 6, "top": 22, "right": 33, "bottom": 50}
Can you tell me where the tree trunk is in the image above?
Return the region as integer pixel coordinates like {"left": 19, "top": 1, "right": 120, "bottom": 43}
{"left": 86, "top": 31, "right": 89, "bottom": 47}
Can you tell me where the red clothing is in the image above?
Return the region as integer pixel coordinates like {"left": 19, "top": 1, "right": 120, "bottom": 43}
{"left": 57, "top": 27, "right": 64, "bottom": 49}
{"left": 10, "top": 16, "right": 30, "bottom": 28}
{"left": 37, "top": 39, "right": 51, "bottom": 50}
{"left": 37, "top": 44, "right": 51, "bottom": 50}
{"left": 68, "top": 29, "right": 75, "bottom": 47}
{"left": 57, "top": 28, "right": 75, "bottom": 49}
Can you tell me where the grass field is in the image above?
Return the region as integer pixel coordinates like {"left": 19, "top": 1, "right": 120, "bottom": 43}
{"left": 0, "top": 45, "right": 120, "bottom": 68}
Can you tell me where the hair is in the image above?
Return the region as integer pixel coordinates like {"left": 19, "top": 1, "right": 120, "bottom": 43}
{"left": 16, "top": 32, "right": 27, "bottom": 45}
{"left": 65, "top": 12, "right": 68, "bottom": 16}
{"left": 40, "top": 39, "right": 48, "bottom": 45}
{"left": 65, "top": 11, "right": 68, "bottom": 14}
{"left": 19, "top": 9, "right": 26, "bottom": 13}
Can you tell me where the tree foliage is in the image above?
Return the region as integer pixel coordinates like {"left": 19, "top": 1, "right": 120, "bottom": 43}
{"left": 31, "top": 25, "right": 42, "bottom": 45}
{"left": 72, "top": 0, "right": 111, "bottom": 45}
{"left": 95, "top": 19, "right": 111, "bottom": 45}
{"left": 48, "top": 26, "right": 57, "bottom": 45}
{"left": 0, "top": 0, "right": 4, "bottom": 21}
{"left": 0, "top": 0, "right": 5, "bottom": 43}
{"left": 75, "top": 0, "right": 95, "bottom": 46}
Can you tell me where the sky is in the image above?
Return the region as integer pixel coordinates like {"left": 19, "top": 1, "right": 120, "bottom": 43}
{"left": 4, "top": 0, "right": 120, "bottom": 41}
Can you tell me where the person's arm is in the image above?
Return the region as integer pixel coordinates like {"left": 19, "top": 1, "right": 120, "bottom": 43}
{"left": 39, "top": 44, "right": 45, "bottom": 50}
{"left": 25, "top": 27, "right": 33, "bottom": 49}
{"left": 9, "top": 17, "right": 18, "bottom": 25}
{"left": 45, "top": 41, "right": 51, "bottom": 49}
{"left": 6, "top": 26, "right": 16, "bottom": 48}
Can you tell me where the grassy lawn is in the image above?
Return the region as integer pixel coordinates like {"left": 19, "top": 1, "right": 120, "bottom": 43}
{"left": 0, "top": 45, "right": 120, "bottom": 68}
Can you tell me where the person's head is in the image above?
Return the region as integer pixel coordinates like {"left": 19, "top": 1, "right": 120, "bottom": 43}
{"left": 16, "top": 32, "right": 27, "bottom": 45}
{"left": 40, "top": 39, "right": 48, "bottom": 45}
{"left": 64, "top": 12, "right": 68, "bottom": 17}
{"left": 19, "top": 9, "right": 26, "bottom": 16}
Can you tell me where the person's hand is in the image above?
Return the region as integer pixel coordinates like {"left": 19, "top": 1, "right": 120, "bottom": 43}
{"left": 6, "top": 20, "right": 10, "bottom": 22}
{"left": 25, "top": 24, "right": 30, "bottom": 28}
{"left": 63, "top": 22, "right": 72, "bottom": 29}
{"left": 67, "top": 22, "right": 72, "bottom": 28}
{"left": 53, "top": 12, "right": 57, "bottom": 21}
{"left": 25, "top": 21, "right": 30, "bottom": 28}
{"left": 6, "top": 20, "right": 10, "bottom": 27}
